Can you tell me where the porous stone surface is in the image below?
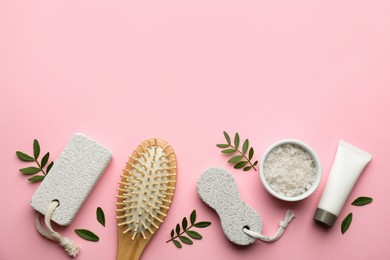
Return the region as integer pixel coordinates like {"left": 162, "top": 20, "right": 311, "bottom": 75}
{"left": 197, "top": 167, "right": 262, "bottom": 245}
{"left": 31, "top": 133, "right": 112, "bottom": 226}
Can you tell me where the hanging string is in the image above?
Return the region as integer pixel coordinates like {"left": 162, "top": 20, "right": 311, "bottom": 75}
{"left": 243, "top": 210, "right": 295, "bottom": 242}
{"left": 35, "top": 200, "right": 80, "bottom": 257}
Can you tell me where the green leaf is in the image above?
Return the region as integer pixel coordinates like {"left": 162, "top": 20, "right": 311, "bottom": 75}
{"left": 20, "top": 167, "right": 41, "bottom": 175}
{"left": 28, "top": 175, "right": 45, "bottom": 183}
{"left": 351, "top": 197, "right": 373, "bottom": 206}
{"left": 242, "top": 139, "right": 249, "bottom": 154}
{"left": 194, "top": 222, "right": 211, "bottom": 228}
{"left": 190, "top": 210, "right": 196, "bottom": 225}
{"left": 96, "top": 207, "right": 105, "bottom": 227}
{"left": 175, "top": 223, "right": 180, "bottom": 235}
{"left": 341, "top": 213, "right": 353, "bottom": 234}
{"left": 75, "top": 229, "right": 99, "bottom": 242}
{"left": 33, "top": 139, "right": 40, "bottom": 159}
{"left": 16, "top": 151, "right": 35, "bottom": 162}
{"left": 223, "top": 131, "right": 231, "bottom": 145}
{"left": 234, "top": 161, "right": 248, "bottom": 169}
{"left": 41, "top": 152, "right": 50, "bottom": 168}
{"left": 228, "top": 155, "right": 243, "bottom": 163}
{"left": 46, "top": 161, "right": 54, "bottom": 173}
{"left": 243, "top": 166, "right": 252, "bottom": 172}
{"left": 172, "top": 239, "right": 182, "bottom": 248}
{"left": 248, "top": 147, "right": 254, "bottom": 160}
{"left": 234, "top": 133, "right": 240, "bottom": 148}
{"left": 186, "top": 230, "right": 202, "bottom": 240}
{"left": 179, "top": 236, "right": 193, "bottom": 245}
{"left": 182, "top": 217, "right": 188, "bottom": 230}
{"left": 216, "top": 144, "right": 229, "bottom": 148}
{"left": 221, "top": 149, "right": 236, "bottom": 154}
{"left": 168, "top": 209, "right": 210, "bottom": 248}
{"left": 218, "top": 132, "right": 258, "bottom": 172}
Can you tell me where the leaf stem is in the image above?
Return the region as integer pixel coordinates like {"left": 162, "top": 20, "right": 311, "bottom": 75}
{"left": 166, "top": 224, "right": 194, "bottom": 243}
{"left": 227, "top": 144, "right": 257, "bottom": 171}
{"left": 35, "top": 159, "right": 46, "bottom": 176}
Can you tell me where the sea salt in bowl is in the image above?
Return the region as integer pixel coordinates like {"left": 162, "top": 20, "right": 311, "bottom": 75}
{"left": 259, "top": 139, "right": 322, "bottom": 202}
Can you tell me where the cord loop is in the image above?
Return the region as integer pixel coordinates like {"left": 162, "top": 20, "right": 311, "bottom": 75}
{"left": 35, "top": 200, "right": 80, "bottom": 257}
{"left": 243, "top": 210, "right": 295, "bottom": 243}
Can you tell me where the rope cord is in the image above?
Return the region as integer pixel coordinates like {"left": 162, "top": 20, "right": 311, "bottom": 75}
{"left": 35, "top": 200, "right": 80, "bottom": 257}
{"left": 243, "top": 210, "right": 295, "bottom": 242}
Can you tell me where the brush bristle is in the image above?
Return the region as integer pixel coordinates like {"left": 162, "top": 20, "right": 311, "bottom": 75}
{"left": 116, "top": 139, "right": 176, "bottom": 240}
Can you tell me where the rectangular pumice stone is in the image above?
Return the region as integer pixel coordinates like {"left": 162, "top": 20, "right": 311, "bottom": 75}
{"left": 31, "top": 133, "right": 112, "bottom": 226}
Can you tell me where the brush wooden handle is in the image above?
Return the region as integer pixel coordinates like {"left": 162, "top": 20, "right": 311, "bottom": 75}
{"left": 117, "top": 229, "right": 151, "bottom": 260}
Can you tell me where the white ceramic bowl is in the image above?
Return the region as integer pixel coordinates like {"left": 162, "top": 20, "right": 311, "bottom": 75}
{"left": 259, "top": 139, "right": 322, "bottom": 202}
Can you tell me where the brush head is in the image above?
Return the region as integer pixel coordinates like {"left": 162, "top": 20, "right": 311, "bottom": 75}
{"left": 116, "top": 138, "right": 177, "bottom": 243}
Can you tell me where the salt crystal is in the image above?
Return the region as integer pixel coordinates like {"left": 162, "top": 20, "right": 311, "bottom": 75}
{"left": 263, "top": 144, "right": 317, "bottom": 197}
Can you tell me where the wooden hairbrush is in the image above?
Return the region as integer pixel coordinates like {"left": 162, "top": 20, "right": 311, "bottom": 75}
{"left": 116, "top": 138, "right": 177, "bottom": 260}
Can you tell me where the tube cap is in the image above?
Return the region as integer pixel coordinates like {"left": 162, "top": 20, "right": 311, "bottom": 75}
{"left": 313, "top": 208, "right": 337, "bottom": 227}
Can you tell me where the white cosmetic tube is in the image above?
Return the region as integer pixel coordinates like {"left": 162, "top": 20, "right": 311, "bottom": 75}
{"left": 313, "top": 140, "right": 372, "bottom": 227}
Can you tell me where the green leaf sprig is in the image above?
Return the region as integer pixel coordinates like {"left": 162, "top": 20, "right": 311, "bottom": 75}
{"left": 351, "top": 196, "right": 373, "bottom": 206}
{"left": 341, "top": 196, "right": 373, "bottom": 234}
{"left": 97, "top": 207, "right": 105, "bottom": 227}
{"left": 166, "top": 210, "right": 211, "bottom": 248}
{"left": 75, "top": 229, "right": 99, "bottom": 242}
{"left": 16, "top": 139, "right": 54, "bottom": 183}
{"left": 75, "top": 207, "right": 105, "bottom": 242}
{"left": 341, "top": 213, "right": 353, "bottom": 234}
{"left": 216, "top": 131, "right": 258, "bottom": 171}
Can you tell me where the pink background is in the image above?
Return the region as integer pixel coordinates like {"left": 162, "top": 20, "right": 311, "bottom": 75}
{"left": 1, "top": 0, "right": 390, "bottom": 259}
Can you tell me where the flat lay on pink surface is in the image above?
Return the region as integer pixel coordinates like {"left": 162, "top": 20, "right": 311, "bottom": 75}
{"left": 1, "top": 1, "right": 390, "bottom": 259}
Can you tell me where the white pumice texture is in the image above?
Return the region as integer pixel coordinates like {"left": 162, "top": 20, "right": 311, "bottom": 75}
{"left": 31, "top": 133, "right": 112, "bottom": 226}
{"left": 197, "top": 168, "right": 262, "bottom": 246}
